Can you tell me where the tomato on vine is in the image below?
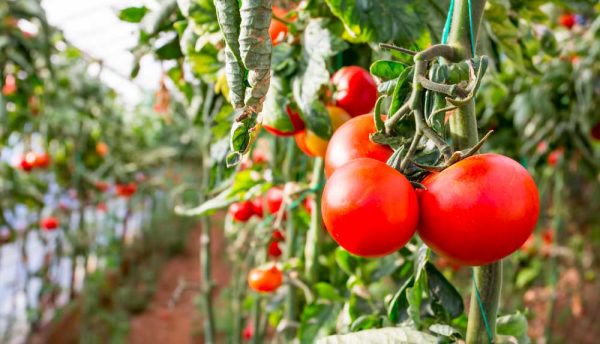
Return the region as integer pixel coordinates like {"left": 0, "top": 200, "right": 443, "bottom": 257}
{"left": 115, "top": 183, "right": 137, "bottom": 198}
{"left": 294, "top": 106, "right": 351, "bottom": 157}
{"left": 41, "top": 217, "right": 59, "bottom": 231}
{"left": 331, "top": 66, "right": 378, "bottom": 118}
{"left": 267, "top": 241, "right": 282, "bottom": 258}
{"left": 547, "top": 148, "right": 564, "bottom": 166}
{"left": 418, "top": 153, "right": 540, "bottom": 266}
{"left": 250, "top": 198, "right": 264, "bottom": 218}
{"left": 2, "top": 74, "right": 16, "bottom": 96}
{"left": 559, "top": 13, "right": 576, "bottom": 29}
{"left": 269, "top": 6, "right": 293, "bottom": 46}
{"left": 96, "top": 142, "right": 109, "bottom": 157}
{"left": 34, "top": 152, "right": 51, "bottom": 168}
{"left": 266, "top": 186, "right": 284, "bottom": 215}
{"left": 324, "top": 114, "right": 393, "bottom": 177}
{"left": 247, "top": 264, "right": 283, "bottom": 293}
{"left": 229, "top": 201, "right": 254, "bottom": 222}
{"left": 321, "top": 158, "right": 419, "bottom": 258}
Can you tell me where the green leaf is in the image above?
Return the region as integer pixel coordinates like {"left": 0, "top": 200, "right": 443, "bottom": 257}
{"left": 373, "top": 96, "right": 386, "bottom": 131}
{"left": 261, "top": 77, "right": 293, "bottom": 133}
{"left": 292, "top": 18, "right": 347, "bottom": 137}
{"left": 119, "top": 6, "right": 148, "bottom": 23}
{"left": 370, "top": 60, "right": 406, "bottom": 80}
{"left": 425, "top": 263, "right": 464, "bottom": 318}
{"left": 515, "top": 259, "right": 541, "bottom": 289}
{"left": 299, "top": 303, "right": 336, "bottom": 344}
{"left": 317, "top": 327, "right": 436, "bottom": 344}
{"left": 389, "top": 66, "right": 413, "bottom": 115}
{"left": 350, "top": 315, "right": 382, "bottom": 332}
{"left": 387, "top": 275, "right": 413, "bottom": 323}
{"left": 324, "top": 0, "right": 430, "bottom": 45}
{"left": 314, "top": 282, "right": 343, "bottom": 302}
{"left": 414, "top": 244, "right": 430, "bottom": 282}
{"left": 155, "top": 36, "right": 184, "bottom": 60}
{"left": 496, "top": 312, "right": 530, "bottom": 344}
{"left": 335, "top": 248, "right": 359, "bottom": 276}
{"left": 429, "top": 324, "right": 462, "bottom": 339}
{"left": 228, "top": 113, "right": 258, "bottom": 166}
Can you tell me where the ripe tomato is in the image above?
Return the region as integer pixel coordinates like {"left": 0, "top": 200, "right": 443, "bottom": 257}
{"left": 41, "top": 217, "right": 59, "bottom": 231}
{"left": 242, "top": 323, "right": 253, "bottom": 340}
{"left": 559, "top": 13, "right": 576, "bottom": 29}
{"left": 95, "top": 181, "right": 110, "bottom": 192}
{"left": 547, "top": 148, "right": 563, "bottom": 166}
{"left": 303, "top": 196, "right": 313, "bottom": 215}
{"left": 96, "top": 142, "right": 109, "bottom": 157}
{"left": 34, "top": 152, "right": 51, "bottom": 168}
{"left": 116, "top": 183, "right": 137, "bottom": 198}
{"left": 229, "top": 201, "right": 254, "bottom": 222}
{"left": 250, "top": 197, "right": 264, "bottom": 218}
{"left": 321, "top": 158, "right": 419, "bottom": 257}
{"left": 325, "top": 114, "right": 393, "bottom": 177}
{"left": 2, "top": 74, "right": 16, "bottom": 96}
{"left": 591, "top": 122, "right": 600, "bottom": 141}
{"left": 263, "top": 105, "right": 305, "bottom": 136}
{"left": 418, "top": 153, "right": 540, "bottom": 266}
{"left": 266, "top": 187, "right": 284, "bottom": 215}
{"left": 267, "top": 241, "right": 282, "bottom": 258}
{"left": 19, "top": 152, "right": 37, "bottom": 171}
{"left": 269, "top": 6, "right": 293, "bottom": 45}
{"left": 272, "top": 229, "right": 285, "bottom": 241}
{"left": 331, "top": 66, "right": 378, "bottom": 118}
{"left": 294, "top": 106, "right": 351, "bottom": 157}
{"left": 247, "top": 264, "right": 283, "bottom": 293}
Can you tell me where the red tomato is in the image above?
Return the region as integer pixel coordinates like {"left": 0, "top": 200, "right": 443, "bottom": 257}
{"left": 294, "top": 106, "right": 351, "bottom": 157}
{"left": 418, "top": 153, "right": 540, "bottom": 266}
{"left": 266, "top": 187, "right": 284, "bottom": 215}
{"left": 263, "top": 105, "right": 305, "bottom": 136}
{"left": 324, "top": 114, "right": 393, "bottom": 177}
{"left": 247, "top": 264, "right": 283, "bottom": 293}
{"left": 547, "top": 148, "right": 563, "bottom": 166}
{"left": 2, "top": 74, "right": 16, "bottom": 96}
{"left": 303, "top": 196, "right": 313, "bottom": 215}
{"left": 321, "top": 158, "right": 419, "bottom": 257}
{"left": 267, "top": 241, "right": 282, "bottom": 258}
{"left": 229, "top": 201, "right": 254, "bottom": 222}
{"left": 272, "top": 229, "right": 285, "bottom": 241}
{"left": 591, "top": 122, "right": 600, "bottom": 141}
{"left": 41, "top": 217, "right": 59, "bottom": 231}
{"left": 34, "top": 152, "right": 51, "bottom": 168}
{"left": 243, "top": 323, "right": 253, "bottom": 340}
{"left": 250, "top": 197, "right": 264, "bottom": 218}
{"left": 269, "top": 6, "right": 292, "bottom": 45}
{"left": 116, "top": 183, "right": 137, "bottom": 198}
{"left": 97, "top": 202, "right": 108, "bottom": 213}
{"left": 19, "top": 152, "right": 37, "bottom": 172}
{"left": 559, "top": 13, "right": 576, "bottom": 29}
{"left": 331, "top": 66, "right": 378, "bottom": 117}
{"left": 542, "top": 228, "right": 554, "bottom": 246}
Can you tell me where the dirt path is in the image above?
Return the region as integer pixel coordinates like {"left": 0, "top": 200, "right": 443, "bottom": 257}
{"left": 128, "top": 222, "right": 230, "bottom": 344}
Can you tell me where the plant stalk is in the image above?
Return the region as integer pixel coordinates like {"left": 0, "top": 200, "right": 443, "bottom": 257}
{"left": 444, "top": 1, "right": 500, "bottom": 343}
{"left": 304, "top": 158, "right": 324, "bottom": 283}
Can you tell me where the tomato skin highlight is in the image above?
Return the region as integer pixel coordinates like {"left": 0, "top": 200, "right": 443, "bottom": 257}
{"left": 325, "top": 114, "right": 393, "bottom": 177}
{"left": 229, "top": 201, "right": 254, "bottom": 222}
{"left": 417, "top": 153, "right": 540, "bottom": 266}
{"left": 247, "top": 264, "right": 283, "bottom": 293}
{"left": 321, "top": 158, "right": 419, "bottom": 258}
{"left": 263, "top": 106, "right": 305, "bottom": 136}
{"left": 331, "top": 66, "right": 378, "bottom": 118}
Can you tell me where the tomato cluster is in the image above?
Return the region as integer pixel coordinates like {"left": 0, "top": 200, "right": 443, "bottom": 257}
{"left": 17, "top": 151, "right": 51, "bottom": 172}
{"left": 322, "top": 121, "right": 541, "bottom": 265}
{"left": 228, "top": 186, "right": 284, "bottom": 223}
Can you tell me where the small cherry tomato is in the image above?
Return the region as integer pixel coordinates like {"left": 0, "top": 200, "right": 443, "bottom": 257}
{"left": 247, "top": 264, "right": 283, "bottom": 293}
{"left": 325, "top": 114, "right": 393, "bottom": 177}
{"left": 294, "top": 106, "right": 351, "bottom": 157}
{"left": 41, "top": 217, "right": 59, "bottom": 231}
{"left": 269, "top": 6, "right": 294, "bottom": 45}
{"left": 331, "top": 66, "right": 378, "bottom": 117}
{"left": 97, "top": 202, "right": 108, "bottom": 213}
{"left": 303, "top": 196, "right": 313, "bottom": 215}
{"left": 559, "top": 13, "right": 576, "bottom": 29}
{"left": 263, "top": 105, "right": 305, "bottom": 136}
{"left": 96, "top": 142, "right": 109, "bottom": 157}
{"left": 272, "top": 229, "right": 285, "bottom": 241}
{"left": 547, "top": 148, "right": 564, "bottom": 166}
{"left": 243, "top": 322, "right": 253, "bottom": 340}
{"left": 2, "top": 74, "right": 17, "bottom": 96}
{"left": 34, "top": 152, "right": 51, "bottom": 168}
{"left": 266, "top": 187, "right": 284, "bottom": 215}
{"left": 418, "top": 153, "right": 540, "bottom": 266}
{"left": 229, "top": 201, "right": 254, "bottom": 222}
{"left": 267, "top": 241, "right": 282, "bottom": 258}
{"left": 116, "top": 183, "right": 137, "bottom": 198}
{"left": 250, "top": 197, "right": 264, "bottom": 218}
{"left": 19, "top": 152, "right": 37, "bottom": 172}
{"left": 322, "top": 158, "right": 419, "bottom": 257}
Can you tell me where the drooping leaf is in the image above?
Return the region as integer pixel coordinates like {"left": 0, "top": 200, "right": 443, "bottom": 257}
{"left": 425, "top": 263, "right": 464, "bottom": 319}
{"left": 387, "top": 275, "right": 413, "bottom": 323}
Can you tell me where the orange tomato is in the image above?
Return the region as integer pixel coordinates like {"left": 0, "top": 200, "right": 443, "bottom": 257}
{"left": 294, "top": 106, "right": 351, "bottom": 157}
{"left": 247, "top": 264, "right": 283, "bottom": 293}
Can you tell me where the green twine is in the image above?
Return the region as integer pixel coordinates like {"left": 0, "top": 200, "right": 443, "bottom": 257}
{"left": 472, "top": 272, "right": 494, "bottom": 344}
{"left": 440, "top": 0, "right": 476, "bottom": 57}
